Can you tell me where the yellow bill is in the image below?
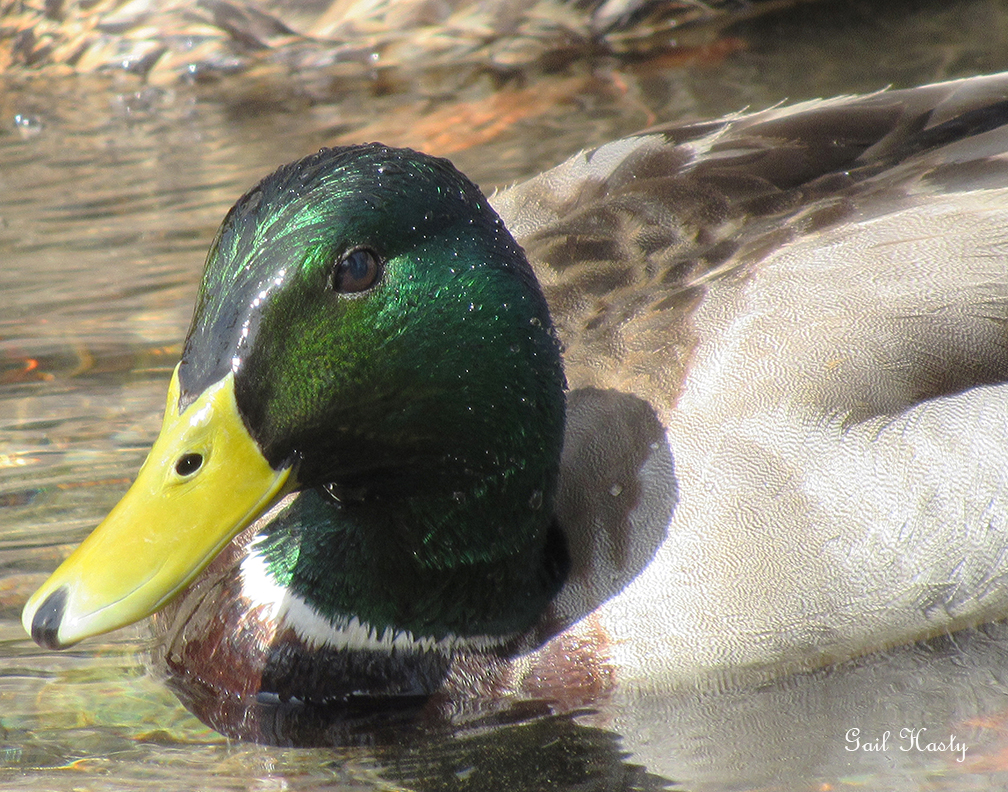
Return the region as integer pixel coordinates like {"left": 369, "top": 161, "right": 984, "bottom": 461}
{"left": 22, "top": 365, "right": 291, "bottom": 649}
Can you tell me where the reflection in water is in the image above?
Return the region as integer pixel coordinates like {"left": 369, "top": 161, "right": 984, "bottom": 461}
{"left": 0, "top": 0, "right": 788, "bottom": 84}
{"left": 7, "top": 2, "right": 1008, "bottom": 791}
{"left": 375, "top": 712, "right": 670, "bottom": 792}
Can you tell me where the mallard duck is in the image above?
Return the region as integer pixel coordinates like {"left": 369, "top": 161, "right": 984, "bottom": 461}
{"left": 21, "top": 72, "right": 1008, "bottom": 738}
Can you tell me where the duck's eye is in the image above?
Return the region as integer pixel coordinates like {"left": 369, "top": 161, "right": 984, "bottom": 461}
{"left": 175, "top": 453, "right": 203, "bottom": 477}
{"left": 330, "top": 248, "right": 381, "bottom": 293}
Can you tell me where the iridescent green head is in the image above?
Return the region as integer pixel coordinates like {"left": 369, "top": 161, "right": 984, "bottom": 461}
{"left": 186, "top": 144, "right": 566, "bottom": 562}
{"left": 23, "top": 144, "right": 567, "bottom": 651}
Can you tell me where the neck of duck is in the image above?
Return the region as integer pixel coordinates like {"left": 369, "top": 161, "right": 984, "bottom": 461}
{"left": 250, "top": 446, "right": 570, "bottom": 650}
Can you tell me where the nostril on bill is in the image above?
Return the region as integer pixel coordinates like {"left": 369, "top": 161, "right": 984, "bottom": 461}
{"left": 31, "top": 587, "right": 68, "bottom": 650}
{"left": 175, "top": 453, "right": 203, "bottom": 477}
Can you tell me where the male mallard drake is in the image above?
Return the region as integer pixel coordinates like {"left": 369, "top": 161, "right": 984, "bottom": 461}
{"left": 21, "top": 72, "right": 1008, "bottom": 739}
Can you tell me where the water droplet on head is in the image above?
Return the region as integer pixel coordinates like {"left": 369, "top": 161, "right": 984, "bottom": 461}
{"left": 609, "top": 483, "right": 623, "bottom": 497}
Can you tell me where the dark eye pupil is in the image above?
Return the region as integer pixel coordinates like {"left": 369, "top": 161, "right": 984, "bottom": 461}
{"left": 175, "top": 453, "right": 203, "bottom": 476}
{"left": 332, "top": 249, "right": 380, "bottom": 293}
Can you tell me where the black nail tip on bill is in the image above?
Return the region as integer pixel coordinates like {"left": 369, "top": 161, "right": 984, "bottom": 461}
{"left": 31, "top": 587, "right": 69, "bottom": 650}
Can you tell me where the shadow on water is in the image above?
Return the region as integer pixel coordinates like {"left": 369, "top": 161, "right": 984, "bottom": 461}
{"left": 167, "top": 681, "right": 674, "bottom": 792}
{"left": 372, "top": 713, "right": 673, "bottom": 792}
